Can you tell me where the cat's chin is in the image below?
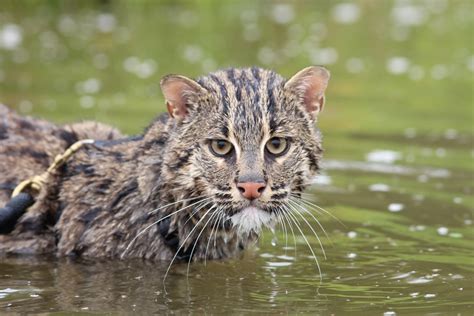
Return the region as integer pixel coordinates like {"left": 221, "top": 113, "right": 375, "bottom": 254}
{"left": 230, "top": 206, "right": 276, "bottom": 236}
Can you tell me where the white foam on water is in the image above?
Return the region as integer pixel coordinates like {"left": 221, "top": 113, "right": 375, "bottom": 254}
{"left": 437, "top": 227, "right": 449, "bottom": 236}
{"left": 388, "top": 203, "right": 404, "bottom": 212}
{"left": 267, "top": 261, "right": 293, "bottom": 267}
{"left": 366, "top": 150, "right": 402, "bottom": 164}
{"left": 347, "top": 231, "right": 357, "bottom": 239}
{"left": 369, "top": 183, "right": 390, "bottom": 192}
{"left": 407, "top": 277, "right": 432, "bottom": 284}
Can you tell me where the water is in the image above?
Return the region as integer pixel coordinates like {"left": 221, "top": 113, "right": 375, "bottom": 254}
{"left": 1, "top": 1, "right": 473, "bottom": 314}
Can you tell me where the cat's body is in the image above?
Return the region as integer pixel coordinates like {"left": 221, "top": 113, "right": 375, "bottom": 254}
{"left": 0, "top": 66, "right": 329, "bottom": 262}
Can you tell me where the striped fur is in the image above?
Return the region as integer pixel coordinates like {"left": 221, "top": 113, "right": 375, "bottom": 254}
{"left": 0, "top": 66, "right": 329, "bottom": 262}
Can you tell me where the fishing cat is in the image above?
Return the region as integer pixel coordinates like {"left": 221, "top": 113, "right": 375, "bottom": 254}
{"left": 0, "top": 66, "right": 330, "bottom": 262}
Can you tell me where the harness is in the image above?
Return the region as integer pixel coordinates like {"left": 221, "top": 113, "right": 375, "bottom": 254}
{"left": 0, "top": 138, "right": 195, "bottom": 260}
{"left": 0, "top": 139, "right": 94, "bottom": 234}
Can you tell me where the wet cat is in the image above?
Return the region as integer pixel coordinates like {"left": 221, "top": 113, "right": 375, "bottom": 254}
{"left": 0, "top": 66, "right": 330, "bottom": 263}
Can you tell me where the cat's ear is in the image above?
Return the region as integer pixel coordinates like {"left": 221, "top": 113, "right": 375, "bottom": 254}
{"left": 160, "top": 74, "right": 206, "bottom": 121}
{"left": 284, "top": 66, "right": 330, "bottom": 119}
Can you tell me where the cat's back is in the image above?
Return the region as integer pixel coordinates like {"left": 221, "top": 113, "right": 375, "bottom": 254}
{"left": 0, "top": 104, "right": 122, "bottom": 205}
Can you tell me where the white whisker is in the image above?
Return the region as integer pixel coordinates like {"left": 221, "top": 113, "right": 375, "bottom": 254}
{"left": 121, "top": 197, "right": 213, "bottom": 258}
{"left": 147, "top": 195, "right": 212, "bottom": 215}
{"left": 289, "top": 197, "right": 332, "bottom": 245}
{"left": 287, "top": 200, "right": 326, "bottom": 259}
{"left": 186, "top": 207, "right": 220, "bottom": 276}
{"left": 163, "top": 206, "right": 215, "bottom": 285}
{"left": 284, "top": 204, "right": 323, "bottom": 284}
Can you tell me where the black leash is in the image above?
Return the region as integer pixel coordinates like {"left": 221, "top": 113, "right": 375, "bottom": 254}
{"left": 0, "top": 192, "right": 35, "bottom": 234}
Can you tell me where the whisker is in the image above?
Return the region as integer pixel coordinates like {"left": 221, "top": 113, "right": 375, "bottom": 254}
{"left": 205, "top": 209, "right": 224, "bottom": 266}
{"left": 287, "top": 200, "right": 326, "bottom": 259}
{"left": 121, "top": 197, "right": 212, "bottom": 258}
{"left": 290, "top": 193, "right": 345, "bottom": 227}
{"left": 182, "top": 200, "right": 213, "bottom": 227}
{"left": 284, "top": 204, "right": 323, "bottom": 284}
{"left": 148, "top": 195, "right": 212, "bottom": 215}
{"left": 289, "top": 197, "right": 332, "bottom": 245}
{"left": 163, "top": 206, "right": 214, "bottom": 285}
{"left": 276, "top": 208, "right": 289, "bottom": 255}
{"left": 186, "top": 208, "right": 220, "bottom": 277}
{"left": 278, "top": 205, "right": 297, "bottom": 257}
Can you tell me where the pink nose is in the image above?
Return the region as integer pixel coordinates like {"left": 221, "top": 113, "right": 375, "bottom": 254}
{"left": 237, "top": 182, "right": 266, "bottom": 200}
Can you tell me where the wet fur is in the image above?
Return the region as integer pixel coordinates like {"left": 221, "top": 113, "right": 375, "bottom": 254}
{"left": 0, "top": 67, "right": 325, "bottom": 261}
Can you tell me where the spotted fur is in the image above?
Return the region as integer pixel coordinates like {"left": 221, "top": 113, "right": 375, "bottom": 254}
{"left": 0, "top": 66, "right": 329, "bottom": 262}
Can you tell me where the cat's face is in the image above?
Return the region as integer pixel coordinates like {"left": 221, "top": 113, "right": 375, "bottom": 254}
{"left": 161, "top": 67, "right": 329, "bottom": 235}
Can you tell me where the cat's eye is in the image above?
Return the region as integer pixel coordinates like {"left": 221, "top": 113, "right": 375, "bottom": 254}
{"left": 210, "top": 139, "right": 233, "bottom": 157}
{"left": 265, "top": 137, "right": 289, "bottom": 156}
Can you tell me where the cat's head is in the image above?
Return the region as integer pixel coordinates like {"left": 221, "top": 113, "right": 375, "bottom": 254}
{"left": 160, "top": 67, "right": 329, "bottom": 236}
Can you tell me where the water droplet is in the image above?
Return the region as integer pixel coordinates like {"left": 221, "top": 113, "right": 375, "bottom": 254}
{"left": 79, "top": 96, "right": 95, "bottom": 109}
{"left": 183, "top": 45, "right": 203, "bottom": 63}
{"left": 424, "top": 293, "right": 436, "bottom": 298}
{"left": 309, "top": 47, "right": 338, "bottom": 65}
{"left": 0, "top": 24, "right": 23, "bottom": 50}
{"left": 391, "top": 4, "right": 426, "bottom": 26}
{"left": 271, "top": 4, "right": 294, "bottom": 25}
{"left": 96, "top": 13, "right": 117, "bottom": 33}
{"left": 369, "top": 183, "right": 390, "bottom": 192}
{"left": 347, "top": 231, "right": 357, "bottom": 239}
{"left": 388, "top": 203, "right": 404, "bottom": 212}
{"left": 346, "top": 57, "right": 365, "bottom": 73}
{"left": 332, "top": 3, "right": 360, "bottom": 24}
{"left": 386, "top": 57, "right": 410, "bottom": 75}
{"left": 270, "top": 227, "right": 277, "bottom": 246}
{"left": 409, "top": 65, "right": 425, "bottom": 81}
{"left": 347, "top": 253, "right": 357, "bottom": 259}
{"left": 431, "top": 64, "right": 448, "bottom": 80}
{"left": 437, "top": 227, "right": 449, "bottom": 236}
{"left": 271, "top": 237, "right": 277, "bottom": 247}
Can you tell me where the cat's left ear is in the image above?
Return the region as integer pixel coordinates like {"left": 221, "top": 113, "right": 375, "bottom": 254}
{"left": 160, "top": 74, "right": 207, "bottom": 121}
{"left": 284, "top": 66, "right": 330, "bottom": 119}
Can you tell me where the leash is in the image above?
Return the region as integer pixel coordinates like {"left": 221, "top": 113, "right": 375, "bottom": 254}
{"left": 0, "top": 139, "right": 94, "bottom": 234}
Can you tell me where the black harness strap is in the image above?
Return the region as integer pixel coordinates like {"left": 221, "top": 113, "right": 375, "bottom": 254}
{"left": 0, "top": 192, "right": 35, "bottom": 234}
{"left": 158, "top": 216, "right": 194, "bottom": 261}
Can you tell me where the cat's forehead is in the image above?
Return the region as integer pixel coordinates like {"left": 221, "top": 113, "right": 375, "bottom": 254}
{"left": 198, "top": 67, "right": 285, "bottom": 105}
{"left": 197, "top": 67, "right": 287, "bottom": 142}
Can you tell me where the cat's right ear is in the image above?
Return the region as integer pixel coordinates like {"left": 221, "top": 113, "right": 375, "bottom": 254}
{"left": 160, "top": 74, "right": 206, "bottom": 121}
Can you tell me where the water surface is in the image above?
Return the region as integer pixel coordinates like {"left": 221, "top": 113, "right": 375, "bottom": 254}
{"left": 0, "top": 1, "right": 472, "bottom": 314}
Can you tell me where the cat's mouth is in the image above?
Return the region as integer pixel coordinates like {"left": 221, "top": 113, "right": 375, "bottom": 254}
{"left": 230, "top": 206, "right": 276, "bottom": 235}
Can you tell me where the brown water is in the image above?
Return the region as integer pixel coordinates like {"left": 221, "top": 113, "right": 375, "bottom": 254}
{"left": 0, "top": 1, "right": 473, "bottom": 314}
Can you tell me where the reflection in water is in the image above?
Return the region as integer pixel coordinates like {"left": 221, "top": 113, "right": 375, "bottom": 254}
{"left": 0, "top": 0, "right": 473, "bottom": 314}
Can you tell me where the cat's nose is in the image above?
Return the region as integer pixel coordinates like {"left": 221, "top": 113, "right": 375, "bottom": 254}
{"left": 237, "top": 182, "right": 266, "bottom": 200}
